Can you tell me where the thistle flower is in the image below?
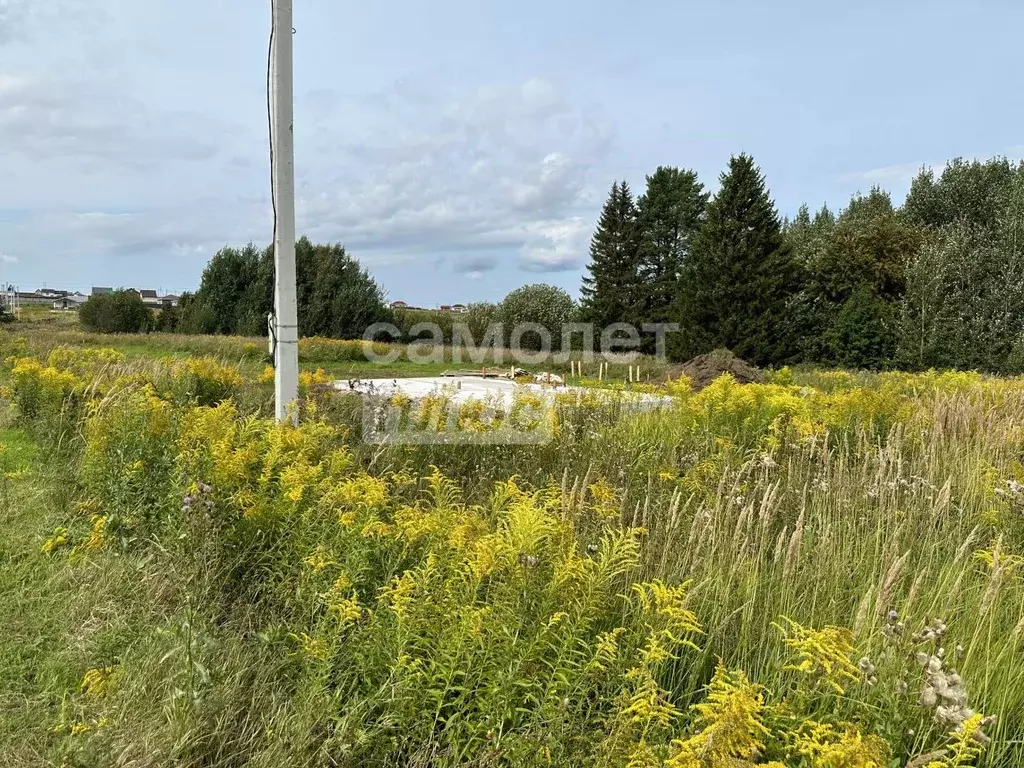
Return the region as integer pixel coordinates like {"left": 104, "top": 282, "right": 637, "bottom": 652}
{"left": 914, "top": 632, "right": 976, "bottom": 730}
{"left": 912, "top": 617, "right": 947, "bottom": 645}
{"left": 858, "top": 656, "right": 878, "bottom": 686}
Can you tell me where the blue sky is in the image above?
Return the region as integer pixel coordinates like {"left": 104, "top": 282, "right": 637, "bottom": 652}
{"left": 1, "top": 0, "right": 1021, "bottom": 305}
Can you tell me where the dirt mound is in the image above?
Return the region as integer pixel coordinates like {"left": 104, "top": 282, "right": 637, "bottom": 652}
{"left": 673, "top": 349, "right": 763, "bottom": 391}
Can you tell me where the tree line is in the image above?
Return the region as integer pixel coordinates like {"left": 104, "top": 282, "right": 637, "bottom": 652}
{"left": 79, "top": 155, "right": 1024, "bottom": 373}
{"left": 81, "top": 237, "right": 581, "bottom": 351}
{"left": 82, "top": 238, "right": 394, "bottom": 337}
{"left": 172, "top": 240, "right": 578, "bottom": 350}
{"left": 581, "top": 155, "right": 1024, "bottom": 372}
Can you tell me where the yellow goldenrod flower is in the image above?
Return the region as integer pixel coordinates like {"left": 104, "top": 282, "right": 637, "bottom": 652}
{"left": 776, "top": 616, "right": 860, "bottom": 694}
{"left": 81, "top": 665, "right": 119, "bottom": 697}
{"left": 668, "top": 663, "right": 770, "bottom": 765}
{"left": 791, "top": 720, "right": 890, "bottom": 767}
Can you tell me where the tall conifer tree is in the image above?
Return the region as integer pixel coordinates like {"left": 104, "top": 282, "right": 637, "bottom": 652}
{"left": 580, "top": 181, "right": 641, "bottom": 333}
{"left": 676, "top": 154, "right": 796, "bottom": 365}
{"left": 636, "top": 167, "right": 708, "bottom": 334}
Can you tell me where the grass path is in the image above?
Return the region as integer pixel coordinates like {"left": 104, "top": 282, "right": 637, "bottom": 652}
{"left": 0, "top": 428, "right": 79, "bottom": 766}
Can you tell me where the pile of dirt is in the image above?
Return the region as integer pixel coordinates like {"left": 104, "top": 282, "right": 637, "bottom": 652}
{"left": 673, "top": 349, "right": 763, "bottom": 391}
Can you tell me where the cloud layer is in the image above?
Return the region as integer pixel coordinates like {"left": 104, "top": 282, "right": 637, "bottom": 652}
{"left": 2, "top": 37, "right": 610, "bottom": 294}
{"left": 297, "top": 78, "right": 611, "bottom": 273}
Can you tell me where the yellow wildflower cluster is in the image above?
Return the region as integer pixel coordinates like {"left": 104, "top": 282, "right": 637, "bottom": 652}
{"left": 166, "top": 356, "right": 243, "bottom": 406}
{"left": 303, "top": 546, "right": 337, "bottom": 573}
{"left": 588, "top": 478, "right": 621, "bottom": 521}
{"left": 46, "top": 345, "right": 125, "bottom": 374}
{"left": 973, "top": 540, "right": 1024, "bottom": 578}
{"left": 9, "top": 356, "right": 83, "bottom": 418}
{"left": 643, "top": 368, "right": 1018, "bottom": 459}
{"left": 322, "top": 575, "right": 362, "bottom": 628}
{"left": 588, "top": 627, "right": 627, "bottom": 673}
{"left": 790, "top": 720, "right": 890, "bottom": 767}
{"left": 622, "top": 666, "right": 680, "bottom": 732}
{"left": 291, "top": 632, "right": 330, "bottom": 662}
{"left": 632, "top": 580, "right": 703, "bottom": 653}
{"left": 81, "top": 665, "right": 119, "bottom": 697}
{"left": 81, "top": 385, "right": 174, "bottom": 523}
{"left": 83, "top": 514, "right": 108, "bottom": 551}
{"left": 298, "top": 367, "right": 331, "bottom": 392}
{"left": 380, "top": 571, "right": 418, "bottom": 621}
{"left": 666, "top": 663, "right": 776, "bottom": 768}
{"left": 175, "top": 399, "right": 354, "bottom": 522}
{"left": 298, "top": 336, "right": 392, "bottom": 362}
{"left": 41, "top": 526, "right": 69, "bottom": 554}
{"left": 360, "top": 520, "right": 394, "bottom": 539}
{"left": 776, "top": 617, "right": 860, "bottom": 694}
{"left": 332, "top": 473, "right": 389, "bottom": 516}
{"left": 921, "top": 713, "right": 988, "bottom": 768}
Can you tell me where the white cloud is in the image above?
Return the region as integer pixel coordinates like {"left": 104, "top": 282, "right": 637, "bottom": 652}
{"left": 517, "top": 217, "right": 591, "bottom": 272}
{"left": 0, "top": 0, "right": 92, "bottom": 45}
{"left": 842, "top": 161, "right": 930, "bottom": 185}
{"left": 59, "top": 202, "right": 265, "bottom": 258}
{"left": 846, "top": 148, "right": 1024, "bottom": 187}
{"left": 0, "top": 253, "right": 18, "bottom": 263}
{"left": 0, "top": 70, "right": 225, "bottom": 167}
{"left": 294, "top": 77, "right": 610, "bottom": 273}
{"left": 3, "top": 70, "right": 608, "bottom": 284}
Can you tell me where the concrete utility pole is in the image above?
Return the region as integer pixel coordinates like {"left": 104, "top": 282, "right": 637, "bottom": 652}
{"left": 272, "top": 0, "right": 299, "bottom": 424}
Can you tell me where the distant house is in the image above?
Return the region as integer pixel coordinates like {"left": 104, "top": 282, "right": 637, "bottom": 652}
{"left": 53, "top": 293, "right": 88, "bottom": 311}
{"left": 439, "top": 305, "right": 452, "bottom": 312}
{"left": 451, "top": 303, "right": 468, "bottom": 314}
{"left": 91, "top": 286, "right": 114, "bottom": 296}
{"left": 37, "top": 288, "right": 68, "bottom": 298}
{"left": 135, "top": 289, "right": 169, "bottom": 309}
{"left": 159, "top": 294, "right": 180, "bottom": 308}
{"left": 391, "top": 300, "right": 408, "bottom": 309}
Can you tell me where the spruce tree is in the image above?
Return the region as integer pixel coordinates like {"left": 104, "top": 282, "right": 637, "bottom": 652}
{"left": 676, "top": 154, "right": 796, "bottom": 365}
{"left": 580, "top": 181, "right": 641, "bottom": 334}
{"left": 636, "top": 167, "right": 708, "bottom": 332}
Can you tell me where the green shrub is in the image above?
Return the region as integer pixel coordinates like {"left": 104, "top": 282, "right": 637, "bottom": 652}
{"left": 79, "top": 290, "right": 153, "bottom": 334}
{"left": 498, "top": 284, "right": 578, "bottom": 351}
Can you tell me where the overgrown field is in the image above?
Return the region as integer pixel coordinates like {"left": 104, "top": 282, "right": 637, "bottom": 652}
{"left": 7, "top": 322, "right": 672, "bottom": 384}
{"left": 2, "top": 331, "right": 1024, "bottom": 767}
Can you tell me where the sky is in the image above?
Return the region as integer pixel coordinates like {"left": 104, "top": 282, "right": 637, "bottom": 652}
{"left": 1, "top": 0, "right": 1021, "bottom": 305}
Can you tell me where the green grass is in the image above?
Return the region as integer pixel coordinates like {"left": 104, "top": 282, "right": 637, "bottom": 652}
{"left": 2, "top": 323, "right": 674, "bottom": 388}
{"left": 0, "top": 427, "right": 77, "bottom": 764}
